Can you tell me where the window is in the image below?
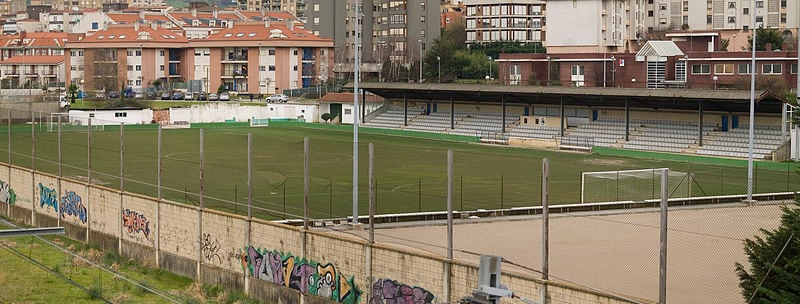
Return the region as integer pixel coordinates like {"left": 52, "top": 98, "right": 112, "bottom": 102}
{"left": 707, "top": 15, "right": 712, "bottom": 24}
{"left": 127, "top": 65, "right": 134, "bottom": 71}
{"left": 420, "top": 1, "right": 424, "bottom": 10}
{"left": 762, "top": 63, "right": 782, "bottom": 74}
{"left": 313, "top": 17, "right": 319, "bottom": 25}
{"left": 728, "top": 16, "right": 736, "bottom": 23}
{"left": 159, "top": 50, "right": 165, "bottom": 56}
{"left": 420, "top": 16, "right": 425, "bottom": 23}
{"left": 70, "top": 50, "right": 77, "bottom": 56}
{"left": 293, "top": 65, "right": 298, "bottom": 71}
{"left": 127, "top": 80, "right": 133, "bottom": 86}
{"left": 756, "top": 16, "right": 763, "bottom": 23}
{"left": 714, "top": 64, "right": 734, "bottom": 74}
{"left": 738, "top": 64, "right": 752, "bottom": 74}
{"left": 683, "top": 1, "right": 688, "bottom": 11}
{"left": 136, "top": 50, "right": 141, "bottom": 56}
{"left": 159, "top": 65, "right": 164, "bottom": 71}
{"left": 659, "top": 4, "right": 667, "bottom": 10}
{"left": 268, "top": 65, "right": 275, "bottom": 71}
{"left": 70, "top": 65, "right": 77, "bottom": 71}
{"left": 313, "top": 3, "right": 319, "bottom": 11}
{"left": 743, "top": 8, "right": 749, "bottom": 15}
{"left": 115, "top": 112, "right": 127, "bottom": 117}
{"left": 127, "top": 50, "right": 134, "bottom": 56}
{"left": 743, "top": 25, "right": 749, "bottom": 32}
{"left": 135, "top": 65, "right": 141, "bottom": 71}
{"left": 571, "top": 65, "right": 584, "bottom": 76}
{"left": 781, "top": 13, "right": 787, "bottom": 24}
{"left": 91, "top": 22, "right": 98, "bottom": 30}
{"left": 781, "top": 0, "right": 787, "bottom": 8}
{"left": 259, "top": 65, "right": 266, "bottom": 71}
{"left": 728, "top": 2, "right": 735, "bottom": 8}
{"left": 293, "top": 49, "right": 298, "bottom": 55}
{"left": 268, "top": 49, "right": 275, "bottom": 55}
{"left": 648, "top": 10, "right": 654, "bottom": 17}
{"left": 756, "top": 1, "right": 763, "bottom": 8}
{"left": 692, "top": 64, "right": 710, "bottom": 74}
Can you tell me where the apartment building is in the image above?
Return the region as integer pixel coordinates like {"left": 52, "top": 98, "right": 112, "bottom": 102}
{"left": 545, "top": 0, "right": 637, "bottom": 54}
{"left": 641, "top": 0, "right": 799, "bottom": 32}
{"left": 65, "top": 22, "right": 333, "bottom": 95}
{"left": 239, "top": 0, "right": 307, "bottom": 20}
{"left": 0, "top": 32, "right": 67, "bottom": 90}
{"left": 463, "top": 0, "right": 546, "bottom": 45}
{"left": 304, "top": 0, "right": 440, "bottom": 79}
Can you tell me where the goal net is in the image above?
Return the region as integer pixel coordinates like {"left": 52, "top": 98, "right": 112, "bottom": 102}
{"left": 581, "top": 168, "right": 692, "bottom": 203}
{"left": 48, "top": 113, "right": 105, "bottom": 132}
{"left": 250, "top": 117, "right": 269, "bottom": 127}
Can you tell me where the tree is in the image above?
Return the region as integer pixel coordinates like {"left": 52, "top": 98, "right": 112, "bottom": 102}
{"left": 321, "top": 113, "right": 332, "bottom": 124}
{"left": 747, "top": 28, "right": 785, "bottom": 51}
{"left": 68, "top": 82, "right": 78, "bottom": 103}
{"left": 735, "top": 198, "right": 800, "bottom": 303}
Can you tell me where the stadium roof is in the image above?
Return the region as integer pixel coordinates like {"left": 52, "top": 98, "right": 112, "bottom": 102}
{"left": 347, "top": 82, "right": 787, "bottom": 114}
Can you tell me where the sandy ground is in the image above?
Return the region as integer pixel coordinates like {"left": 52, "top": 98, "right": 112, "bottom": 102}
{"left": 332, "top": 202, "right": 787, "bottom": 304}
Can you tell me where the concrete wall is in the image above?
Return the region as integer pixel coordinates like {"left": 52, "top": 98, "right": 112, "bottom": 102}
{"left": 0, "top": 162, "right": 645, "bottom": 304}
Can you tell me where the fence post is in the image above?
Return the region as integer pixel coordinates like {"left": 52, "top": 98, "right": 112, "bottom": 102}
{"left": 156, "top": 125, "right": 162, "bottom": 267}
{"left": 329, "top": 180, "right": 333, "bottom": 218}
{"left": 659, "top": 168, "right": 669, "bottom": 304}
{"left": 418, "top": 177, "right": 421, "bottom": 212}
{"left": 541, "top": 158, "right": 550, "bottom": 304}
{"left": 56, "top": 115, "right": 62, "bottom": 227}
{"left": 500, "top": 174, "right": 504, "bottom": 210}
{"left": 245, "top": 132, "right": 252, "bottom": 295}
{"left": 197, "top": 129, "right": 205, "bottom": 281}
{"left": 303, "top": 137, "right": 309, "bottom": 229}
{"left": 30, "top": 105, "right": 35, "bottom": 226}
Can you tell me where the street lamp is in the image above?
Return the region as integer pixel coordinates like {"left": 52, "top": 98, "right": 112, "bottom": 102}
{"left": 487, "top": 56, "right": 492, "bottom": 83}
{"left": 418, "top": 39, "right": 423, "bottom": 83}
{"left": 546, "top": 56, "right": 551, "bottom": 86}
{"left": 610, "top": 55, "right": 616, "bottom": 87}
{"left": 713, "top": 75, "right": 718, "bottom": 90}
{"left": 436, "top": 56, "right": 441, "bottom": 83}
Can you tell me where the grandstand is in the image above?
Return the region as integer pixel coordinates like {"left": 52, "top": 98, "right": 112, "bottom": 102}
{"left": 354, "top": 83, "right": 793, "bottom": 160}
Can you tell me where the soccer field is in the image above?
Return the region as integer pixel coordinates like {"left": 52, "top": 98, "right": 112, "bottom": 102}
{"left": 1, "top": 121, "right": 798, "bottom": 220}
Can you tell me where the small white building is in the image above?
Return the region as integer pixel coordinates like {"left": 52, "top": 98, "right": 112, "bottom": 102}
{"left": 68, "top": 108, "right": 152, "bottom": 125}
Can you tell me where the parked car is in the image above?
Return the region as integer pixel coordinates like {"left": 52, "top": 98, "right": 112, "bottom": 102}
{"left": 107, "top": 91, "right": 120, "bottom": 98}
{"left": 197, "top": 92, "right": 207, "bottom": 101}
{"left": 95, "top": 92, "right": 105, "bottom": 99}
{"left": 172, "top": 92, "right": 184, "bottom": 100}
{"left": 185, "top": 92, "right": 194, "bottom": 100}
{"left": 219, "top": 92, "right": 230, "bottom": 101}
{"left": 266, "top": 93, "right": 289, "bottom": 103}
{"left": 208, "top": 93, "right": 218, "bottom": 101}
{"left": 161, "top": 91, "right": 171, "bottom": 100}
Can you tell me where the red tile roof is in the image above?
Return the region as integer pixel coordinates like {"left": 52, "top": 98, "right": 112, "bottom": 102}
{"left": 106, "top": 13, "right": 141, "bottom": 24}
{"left": 203, "top": 23, "right": 328, "bottom": 42}
{"left": 0, "top": 32, "right": 68, "bottom": 48}
{"left": 72, "top": 26, "right": 189, "bottom": 44}
{"left": 0, "top": 55, "right": 64, "bottom": 64}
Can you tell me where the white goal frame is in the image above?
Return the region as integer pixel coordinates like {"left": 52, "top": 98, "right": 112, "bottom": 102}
{"left": 580, "top": 168, "right": 693, "bottom": 203}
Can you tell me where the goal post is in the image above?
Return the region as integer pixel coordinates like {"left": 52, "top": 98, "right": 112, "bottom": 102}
{"left": 48, "top": 113, "right": 104, "bottom": 132}
{"left": 581, "top": 168, "right": 692, "bottom": 203}
{"left": 250, "top": 117, "right": 269, "bottom": 127}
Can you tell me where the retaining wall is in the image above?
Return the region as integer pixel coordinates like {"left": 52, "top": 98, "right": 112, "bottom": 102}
{"left": 0, "top": 162, "right": 646, "bottom": 304}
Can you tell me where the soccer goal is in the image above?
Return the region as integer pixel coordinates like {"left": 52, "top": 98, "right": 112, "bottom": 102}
{"left": 48, "top": 113, "right": 104, "bottom": 132}
{"left": 250, "top": 117, "right": 269, "bottom": 127}
{"left": 581, "top": 168, "right": 693, "bottom": 203}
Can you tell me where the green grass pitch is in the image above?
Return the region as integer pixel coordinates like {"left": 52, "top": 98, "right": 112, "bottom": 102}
{"left": 1, "top": 122, "right": 798, "bottom": 220}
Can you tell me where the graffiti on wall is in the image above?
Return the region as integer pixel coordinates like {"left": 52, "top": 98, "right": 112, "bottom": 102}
{"left": 38, "top": 183, "right": 58, "bottom": 211}
{"left": 122, "top": 209, "right": 151, "bottom": 239}
{"left": 36, "top": 184, "right": 87, "bottom": 223}
{"left": 0, "top": 180, "right": 16, "bottom": 205}
{"left": 369, "top": 279, "right": 435, "bottom": 304}
{"left": 244, "top": 245, "right": 361, "bottom": 304}
{"left": 59, "top": 191, "right": 87, "bottom": 223}
{"left": 201, "top": 233, "right": 221, "bottom": 263}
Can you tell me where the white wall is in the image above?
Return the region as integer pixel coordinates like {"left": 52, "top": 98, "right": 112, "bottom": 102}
{"left": 546, "top": 0, "right": 602, "bottom": 47}
{"left": 168, "top": 103, "right": 318, "bottom": 124}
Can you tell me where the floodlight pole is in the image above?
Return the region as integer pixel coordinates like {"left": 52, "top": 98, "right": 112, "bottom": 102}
{"left": 352, "top": 0, "right": 361, "bottom": 225}
{"left": 746, "top": 0, "right": 756, "bottom": 202}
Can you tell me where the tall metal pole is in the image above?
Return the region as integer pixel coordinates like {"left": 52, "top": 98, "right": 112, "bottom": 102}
{"left": 199, "top": 129, "right": 204, "bottom": 209}
{"left": 659, "top": 168, "right": 669, "bottom": 304}
{"left": 120, "top": 123, "right": 124, "bottom": 192}
{"left": 87, "top": 118, "right": 91, "bottom": 184}
{"left": 747, "top": 0, "right": 757, "bottom": 201}
{"left": 247, "top": 133, "right": 252, "bottom": 218}
{"left": 447, "top": 150, "right": 453, "bottom": 260}
{"left": 303, "top": 137, "right": 309, "bottom": 230}
{"left": 157, "top": 125, "right": 162, "bottom": 201}
{"left": 419, "top": 40, "right": 423, "bottom": 82}
{"left": 352, "top": 0, "right": 361, "bottom": 225}
{"left": 7, "top": 109, "right": 10, "bottom": 166}
{"left": 369, "top": 143, "right": 374, "bottom": 244}
{"left": 542, "top": 158, "right": 549, "bottom": 280}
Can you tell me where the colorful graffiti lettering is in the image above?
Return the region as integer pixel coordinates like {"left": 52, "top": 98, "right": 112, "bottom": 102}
{"left": 370, "top": 279, "right": 435, "bottom": 304}
{"left": 244, "top": 246, "right": 361, "bottom": 304}
{"left": 122, "top": 209, "right": 151, "bottom": 238}
{"left": 0, "top": 180, "right": 16, "bottom": 205}
{"left": 201, "top": 233, "right": 221, "bottom": 263}
{"left": 38, "top": 183, "right": 58, "bottom": 212}
{"left": 59, "top": 191, "right": 87, "bottom": 223}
